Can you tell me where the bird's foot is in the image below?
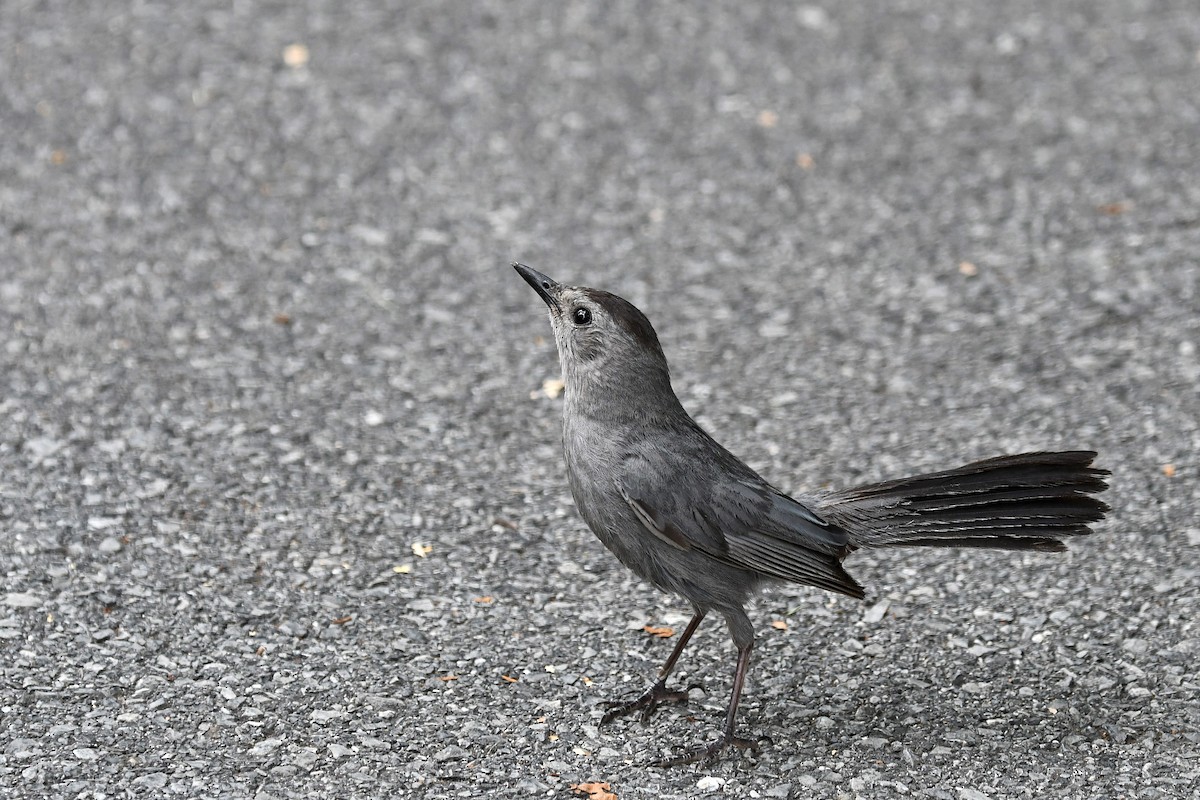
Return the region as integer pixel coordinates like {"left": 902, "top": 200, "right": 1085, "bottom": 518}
{"left": 652, "top": 732, "right": 762, "bottom": 767}
{"left": 599, "top": 679, "right": 701, "bottom": 725}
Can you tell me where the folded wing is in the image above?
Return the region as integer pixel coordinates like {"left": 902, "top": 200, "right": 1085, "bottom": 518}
{"left": 618, "top": 463, "right": 864, "bottom": 598}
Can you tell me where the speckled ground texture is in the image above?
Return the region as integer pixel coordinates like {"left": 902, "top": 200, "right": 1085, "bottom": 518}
{"left": 2, "top": 1, "right": 1198, "bottom": 798}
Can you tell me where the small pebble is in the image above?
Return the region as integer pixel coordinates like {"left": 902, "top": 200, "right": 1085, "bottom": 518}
{"left": 434, "top": 745, "right": 469, "bottom": 762}
{"left": 248, "top": 737, "right": 283, "bottom": 757}
{"left": 133, "top": 773, "right": 168, "bottom": 789}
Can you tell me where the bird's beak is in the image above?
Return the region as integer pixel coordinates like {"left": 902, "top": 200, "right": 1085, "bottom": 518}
{"left": 512, "top": 262, "right": 562, "bottom": 312}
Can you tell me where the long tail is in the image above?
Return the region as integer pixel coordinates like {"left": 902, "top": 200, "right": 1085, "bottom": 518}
{"left": 817, "top": 451, "right": 1109, "bottom": 552}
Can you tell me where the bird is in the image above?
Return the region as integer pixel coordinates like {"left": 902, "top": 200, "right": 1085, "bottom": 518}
{"left": 512, "top": 262, "right": 1109, "bottom": 766}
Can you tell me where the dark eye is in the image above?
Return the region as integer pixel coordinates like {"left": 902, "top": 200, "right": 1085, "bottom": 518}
{"left": 572, "top": 307, "right": 592, "bottom": 325}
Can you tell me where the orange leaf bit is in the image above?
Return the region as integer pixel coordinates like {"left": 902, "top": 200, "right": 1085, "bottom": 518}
{"left": 571, "top": 782, "right": 617, "bottom": 800}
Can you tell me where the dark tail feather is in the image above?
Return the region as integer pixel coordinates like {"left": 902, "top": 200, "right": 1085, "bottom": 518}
{"left": 817, "top": 451, "right": 1109, "bottom": 551}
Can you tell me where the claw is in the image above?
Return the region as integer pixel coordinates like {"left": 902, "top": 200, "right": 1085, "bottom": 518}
{"left": 599, "top": 679, "right": 695, "bottom": 726}
{"left": 651, "top": 732, "right": 760, "bottom": 767}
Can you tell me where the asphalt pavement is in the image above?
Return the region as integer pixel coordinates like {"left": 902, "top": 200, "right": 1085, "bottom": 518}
{"left": 2, "top": 1, "right": 1198, "bottom": 798}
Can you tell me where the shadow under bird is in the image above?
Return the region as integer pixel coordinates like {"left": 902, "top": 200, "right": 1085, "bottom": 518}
{"left": 512, "top": 263, "right": 1109, "bottom": 766}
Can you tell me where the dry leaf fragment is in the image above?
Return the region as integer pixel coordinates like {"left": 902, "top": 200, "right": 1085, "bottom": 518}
{"left": 796, "top": 152, "right": 814, "bottom": 169}
{"left": 331, "top": 616, "right": 352, "bottom": 625}
{"left": 643, "top": 625, "right": 674, "bottom": 638}
{"left": 501, "top": 674, "right": 519, "bottom": 683}
{"left": 771, "top": 619, "right": 788, "bottom": 631}
{"left": 757, "top": 109, "right": 779, "bottom": 128}
{"left": 438, "top": 674, "right": 458, "bottom": 682}
{"left": 1097, "top": 202, "right": 1130, "bottom": 216}
{"left": 571, "top": 782, "right": 618, "bottom": 800}
{"left": 273, "top": 312, "right": 292, "bottom": 325}
{"left": 958, "top": 261, "right": 978, "bottom": 276}
{"left": 473, "top": 596, "right": 494, "bottom": 604}
{"left": 1162, "top": 463, "right": 1176, "bottom": 477}
{"left": 392, "top": 564, "right": 412, "bottom": 574}
{"left": 50, "top": 149, "right": 68, "bottom": 165}
{"left": 282, "top": 43, "right": 310, "bottom": 68}
{"left": 412, "top": 542, "right": 433, "bottom": 558}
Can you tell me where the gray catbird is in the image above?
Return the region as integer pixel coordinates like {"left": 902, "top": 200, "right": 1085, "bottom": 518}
{"left": 513, "top": 263, "right": 1109, "bottom": 766}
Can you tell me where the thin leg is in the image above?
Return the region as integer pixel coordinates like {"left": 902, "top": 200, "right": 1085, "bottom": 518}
{"left": 654, "top": 641, "right": 759, "bottom": 767}
{"left": 600, "top": 610, "right": 706, "bottom": 725}
{"left": 655, "top": 610, "right": 706, "bottom": 680}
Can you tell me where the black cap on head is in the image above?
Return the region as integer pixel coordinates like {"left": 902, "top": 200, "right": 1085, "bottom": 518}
{"left": 581, "top": 288, "right": 664, "bottom": 356}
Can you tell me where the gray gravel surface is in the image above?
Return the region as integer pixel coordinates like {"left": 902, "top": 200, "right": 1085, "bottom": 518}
{"left": 2, "top": 1, "right": 1199, "bottom": 798}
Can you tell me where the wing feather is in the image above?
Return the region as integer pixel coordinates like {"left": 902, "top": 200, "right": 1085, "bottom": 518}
{"left": 617, "top": 467, "right": 863, "bottom": 598}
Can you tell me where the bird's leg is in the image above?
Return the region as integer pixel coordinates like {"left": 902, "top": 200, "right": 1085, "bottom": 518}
{"left": 654, "top": 641, "right": 759, "bottom": 767}
{"left": 601, "top": 610, "right": 706, "bottom": 724}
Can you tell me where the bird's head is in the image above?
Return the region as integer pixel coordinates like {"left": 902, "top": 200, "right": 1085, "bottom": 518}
{"left": 513, "top": 263, "right": 672, "bottom": 406}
